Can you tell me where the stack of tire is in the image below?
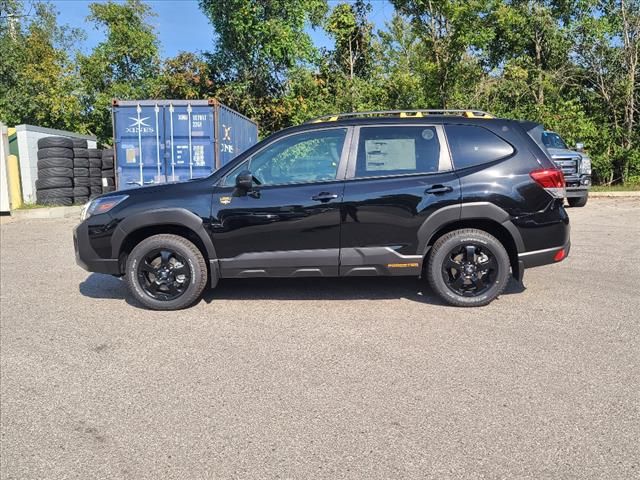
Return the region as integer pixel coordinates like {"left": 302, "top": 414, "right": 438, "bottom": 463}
{"left": 101, "top": 148, "right": 116, "bottom": 193}
{"left": 36, "top": 137, "right": 74, "bottom": 206}
{"left": 71, "top": 139, "right": 90, "bottom": 204}
{"left": 88, "top": 148, "right": 103, "bottom": 199}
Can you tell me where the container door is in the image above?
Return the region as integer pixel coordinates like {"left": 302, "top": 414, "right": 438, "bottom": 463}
{"left": 115, "top": 104, "right": 166, "bottom": 189}
{"left": 165, "top": 104, "right": 215, "bottom": 182}
{"left": 216, "top": 106, "right": 259, "bottom": 167}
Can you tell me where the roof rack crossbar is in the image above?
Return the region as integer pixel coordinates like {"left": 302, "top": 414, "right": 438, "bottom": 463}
{"left": 306, "top": 109, "right": 494, "bottom": 123}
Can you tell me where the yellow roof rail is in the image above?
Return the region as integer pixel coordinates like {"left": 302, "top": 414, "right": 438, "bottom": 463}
{"left": 399, "top": 111, "right": 423, "bottom": 118}
{"left": 306, "top": 109, "right": 494, "bottom": 123}
{"left": 463, "top": 111, "right": 493, "bottom": 118}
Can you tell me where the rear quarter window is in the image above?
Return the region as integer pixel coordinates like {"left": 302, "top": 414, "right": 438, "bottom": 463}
{"left": 445, "top": 125, "right": 514, "bottom": 169}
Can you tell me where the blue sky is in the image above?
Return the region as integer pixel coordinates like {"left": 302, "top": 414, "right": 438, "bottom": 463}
{"left": 53, "top": 0, "right": 396, "bottom": 58}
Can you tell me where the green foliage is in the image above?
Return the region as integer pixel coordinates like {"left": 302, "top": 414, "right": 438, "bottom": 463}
{"left": 0, "top": 0, "right": 637, "bottom": 185}
{"left": 198, "top": 0, "right": 327, "bottom": 132}
{"left": 77, "top": 0, "right": 160, "bottom": 142}
{"left": 150, "top": 52, "right": 213, "bottom": 100}
{"left": 0, "top": 1, "right": 85, "bottom": 131}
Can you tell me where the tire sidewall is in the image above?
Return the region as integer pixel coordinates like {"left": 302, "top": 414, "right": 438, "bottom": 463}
{"left": 429, "top": 232, "right": 510, "bottom": 307}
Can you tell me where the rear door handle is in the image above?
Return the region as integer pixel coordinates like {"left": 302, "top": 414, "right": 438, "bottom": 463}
{"left": 312, "top": 192, "right": 339, "bottom": 202}
{"left": 424, "top": 185, "right": 453, "bottom": 195}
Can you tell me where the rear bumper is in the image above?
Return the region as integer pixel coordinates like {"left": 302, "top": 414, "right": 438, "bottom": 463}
{"left": 518, "top": 241, "right": 571, "bottom": 269}
{"left": 73, "top": 222, "right": 120, "bottom": 275}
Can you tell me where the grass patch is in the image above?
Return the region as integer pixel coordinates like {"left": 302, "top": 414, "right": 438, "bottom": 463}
{"left": 16, "top": 203, "right": 48, "bottom": 210}
{"left": 591, "top": 184, "right": 640, "bottom": 192}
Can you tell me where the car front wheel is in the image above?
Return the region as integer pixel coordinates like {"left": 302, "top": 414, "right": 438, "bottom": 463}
{"left": 126, "top": 234, "right": 208, "bottom": 310}
{"left": 427, "top": 228, "right": 510, "bottom": 307}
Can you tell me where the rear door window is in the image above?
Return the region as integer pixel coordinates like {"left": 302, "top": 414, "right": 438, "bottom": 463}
{"left": 445, "top": 125, "right": 514, "bottom": 169}
{"left": 354, "top": 126, "right": 442, "bottom": 178}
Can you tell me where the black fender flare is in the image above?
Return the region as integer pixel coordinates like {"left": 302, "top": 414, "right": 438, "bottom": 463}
{"left": 111, "top": 208, "right": 217, "bottom": 260}
{"left": 417, "top": 202, "right": 525, "bottom": 255}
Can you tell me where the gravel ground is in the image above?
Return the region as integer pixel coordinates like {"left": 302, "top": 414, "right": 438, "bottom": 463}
{"left": 1, "top": 198, "right": 639, "bottom": 479}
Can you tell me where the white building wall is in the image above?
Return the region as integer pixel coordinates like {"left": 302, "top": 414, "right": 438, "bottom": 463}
{"left": 0, "top": 123, "right": 10, "bottom": 213}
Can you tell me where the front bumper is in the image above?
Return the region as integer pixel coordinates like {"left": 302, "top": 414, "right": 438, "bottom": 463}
{"left": 564, "top": 175, "right": 590, "bottom": 198}
{"left": 73, "top": 222, "right": 120, "bottom": 274}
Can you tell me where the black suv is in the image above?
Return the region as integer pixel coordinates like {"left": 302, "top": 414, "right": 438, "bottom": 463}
{"left": 74, "top": 110, "right": 570, "bottom": 310}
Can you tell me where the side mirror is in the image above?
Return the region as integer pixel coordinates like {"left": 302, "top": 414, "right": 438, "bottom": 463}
{"left": 235, "top": 170, "right": 253, "bottom": 192}
{"left": 575, "top": 142, "right": 585, "bottom": 152}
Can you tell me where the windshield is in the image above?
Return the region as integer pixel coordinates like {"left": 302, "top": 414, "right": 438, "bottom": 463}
{"left": 542, "top": 131, "right": 568, "bottom": 149}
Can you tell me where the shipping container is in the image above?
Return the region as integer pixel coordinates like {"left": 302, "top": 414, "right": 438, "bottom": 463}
{"left": 112, "top": 99, "right": 258, "bottom": 190}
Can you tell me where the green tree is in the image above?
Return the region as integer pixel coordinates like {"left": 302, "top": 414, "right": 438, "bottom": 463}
{"left": 322, "top": 0, "right": 380, "bottom": 111}
{"left": 391, "top": 0, "right": 493, "bottom": 108}
{"left": 78, "top": 0, "right": 160, "bottom": 142}
{"left": 150, "top": 52, "right": 213, "bottom": 100}
{"left": 199, "top": 0, "right": 328, "bottom": 132}
{"left": 0, "top": 1, "right": 85, "bottom": 131}
{"left": 376, "top": 15, "right": 429, "bottom": 109}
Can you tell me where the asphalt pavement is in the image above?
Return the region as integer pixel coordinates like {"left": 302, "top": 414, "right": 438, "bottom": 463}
{"left": 1, "top": 198, "right": 639, "bottom": 479}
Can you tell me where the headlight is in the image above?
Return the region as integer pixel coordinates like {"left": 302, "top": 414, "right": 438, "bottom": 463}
{"left": 580, "top": 156, "right": 592, "bottom": 175}
{"left": 81, "top": 195, "right": 128, "bottom": 221}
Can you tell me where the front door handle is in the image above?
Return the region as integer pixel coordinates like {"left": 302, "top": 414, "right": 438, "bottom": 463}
{"left": 311, "top": 192, "right": 339, "bottom": 202}
{"left": 424, "top": 185, "right": 453, "bottom": 195}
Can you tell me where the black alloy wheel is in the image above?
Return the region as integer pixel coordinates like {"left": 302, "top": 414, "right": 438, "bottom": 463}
{"left": 427, "top": 228, "right": 510, "bottom": 307}
{"left": 137, "top": 248, "right": 191, "bottom": 301}
{"left": 126, "top": 234, "right": 209, "bottom": 310}
{"left": 441, "top": 243, "right": 498, "bottom": 297}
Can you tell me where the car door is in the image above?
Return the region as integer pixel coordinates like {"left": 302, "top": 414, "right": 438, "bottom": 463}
{"left": 339, "top": 124, "right": 461, "bottom": 276}
{"left": 210, "top": 127, "right": 352, "bottom": 278}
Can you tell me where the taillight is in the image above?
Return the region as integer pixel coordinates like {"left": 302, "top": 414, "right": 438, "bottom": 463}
{"left": 530, "top": 168, "right": 566, "bottom": 198}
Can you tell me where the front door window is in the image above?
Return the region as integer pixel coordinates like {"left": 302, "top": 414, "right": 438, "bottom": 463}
{"left": 223, "top": 128, "right": 347, "bottom": 186}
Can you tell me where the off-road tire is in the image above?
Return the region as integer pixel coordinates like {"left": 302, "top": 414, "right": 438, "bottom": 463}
{"left": 427, "top": 228, "right": 510, "bottom": 307}
{"left": 88, "top": 149, "right": 102, "bottom": 158}
{"left": 38, "top": 137, "right": 73, "bottom": 149}
{"left": 90, "top": 186, "right": 103, "bottom": 195}
{"left": 37, "top": 157, "right": 73, "bottom": 169}
{"left": 101, "top": 157, "right": 114, "bottom": 168}
{"left": 89, "top": 167, "right": 102, "bottom": 177}
{"left": 38, "top": 167, "right": 73, "bottom": 178}
{"left": 37, "top": 147, "right": 73, "bottom": 159}
{"left": 567, "top": 196, "right": 588, "bottom": 208}
{"left": 74, "top": 196, "right": 89, "bottom": 204}
{"left": 71, "top": 138, "right": 88, "bottom": 148}
{"left": 36, "top": 188, "right": 73, "bottom": 203}
{"left": 103, "top": 185, "right": 116, "bottom": 193}
{"left": 102, "top": 169, "right": 115, "bottom": 178}
{"left": 74, "top": 177, "right": 91, "bottom": 187}
{"left": 90, "top": 178, "right": 102, "bottom": 187}
{"left": 36, "top": 177, "right": 72, "bottom": 189}
{"left": 73, "top": 186, "right": 90, "bottom": 197}
{"left": 73, "top": 148, "right": 89, "bottom": 158}
{"left": 73, "top": 167, "right": 89, "bottom": 177}
{"left": 74, "top": 158, "right": 89, "bottom": 168}
{"left": 126, "top": 234, "right": 209, "bottom": 310}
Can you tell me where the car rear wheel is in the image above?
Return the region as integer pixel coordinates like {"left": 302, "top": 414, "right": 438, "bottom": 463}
{"left": 427, "top": 228, "right": 510, "bottom": 307}
{"left": 126, "top": 234, "right": 208, "bottom": 310}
